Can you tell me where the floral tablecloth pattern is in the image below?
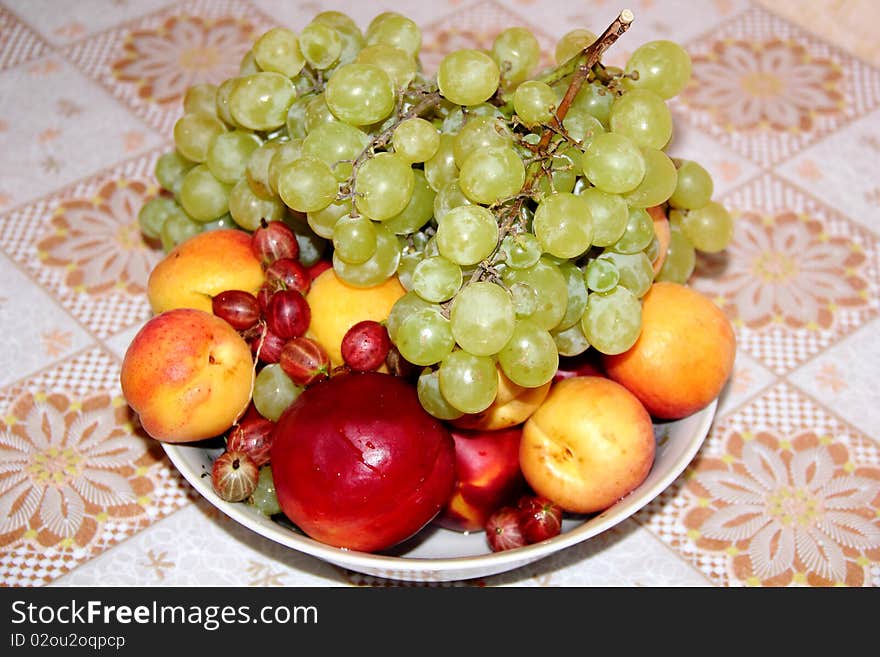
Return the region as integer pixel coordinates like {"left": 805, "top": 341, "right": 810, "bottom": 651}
{"left": 1, "top": 0, "right": 878, "bottom": 588}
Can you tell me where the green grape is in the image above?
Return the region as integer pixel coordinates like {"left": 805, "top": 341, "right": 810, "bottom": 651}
{"left": 229, "top": 72, "right": 297, "bottom": 132}
{"left": 424, "top": 133, "right": 459, "bottom": 192}
{"left": 417, "top": 368, "right": 464, "bottom": 421}
{"left": 610, "top": 206, "right": 655, "bottom": 254}
{"left": 173, "top": 112, "right": 227, "bottom": 163}
{"left": 228, "top": 178, "right": 284, "bottom": 230}
{"left": 215, "top": 78, "right": 240, "bottom": 127}
{"left": 623, "top": 147, "right": 677, "bottom": 208}
{"left": 580, "top": 286, "right": 642, "bottom": 355}
{"left": 433, "top": 179, "right": 472, "bottom": 224}
{"left": 598, "top": 250, "right": 654, "bottom": 297}
{"left": 299, "top": 21, "right": 342, "bottom": 70}
{"left": 332, "top": 215, "right": 377, "bottom": 264}
{"left": 238, "top": 49, "right": 261, "bottom": 75}
{"left": 396, "top": 250, "right": 420, "bottom": 291}
{"left": 178, "top": 164, "right": 231, "bottom": 222}
{"left": 276, "top": 156, "right": 337, "bottom": 213}
{"left": 384, "top": 169, "right": 435, "bottom": 234}
{"left": 285, "top": 213, "right": 328, "bottom": 267}
{"left": 609, "top": 88, "right": 673, "bottom": 150}
{"left": 582, "top": 132, "right": 646, "bottom": 194}
{"left": 303, "top": 121, "right": 371, "bottom": 182}
{"left": 656, "top": 224, "right": 696, "bottom": 283}
{"left": 528, "top": 152, "right": 578, "bottom": 199}
{"left": 499, "top": 232, "right": 542, "bottom": 269}
{"left": 253, "top": 363, "right": 303, "bottom": 422}
{"left": 437, "top": 49, "right": 500, "bottom": 107}
{"left": 669, "top": 159, "right": 714, "bottom": 210}
{"left": 585, "top": 256, "right": 620, "bottom": 293}
{"left": 551, "top": 322, "right": 591, "bottom": 357}
{"left": 557, "top": 261, "right": 589, "bottom": 330}
{"left": 450, "top": 281, "right": 515, "bottom": 356}
{"left": 267, "top": 138, "right": 304, "bottom": 194}
{"left": 206, "top": 130, "right": 262, "bottom": 184}
{"left": 393, "top": 117, "right": 440, "bottom": 164}
{"left": 676, "top": 201, "right": 734, "bottom": 253}
{"left": 245, "top": 140, "right": 283, "bottom": 199}
{"left": 435, "top": 205, "right": 499, "bottom": 266}
{"left": 354, "top": 152, "right": 414, "bottom": 221}
{"left": 325, "top": 63, "right": 395, "bottom": 126}
{"left": 386, "top": 291, "right": 439, "bottom": 342}
{"left": 304, "top": 94, "right": 339, "bottom": 132}
{"left": 332, "top": 223, "right": 400, "bottom": 287}
{"left": 577, "top": 187, "right": 629, "bottom": 247}
{"left": 441, "top": 102, "right": 503, "bottom": 134}
{"left": 250, "top": 466, "right": 282, "bottom": 517}
{"left": 509, "top": 281, "right": 539, "bottom": 317}
{"left": 458, "top": 146, "right": 525, "bottom": 205}
{"left": 563, "top": 107, "right": 605, "bottom": 149}
{"left": 498, "top": 319, "right": 559, "bottom": 388}
{"left": 154, "top": 150, "right": 195, "bottom": 197}
{"left": 412, "top": 255, "right": 462, "bottom": 303}
{"left": 624, "top": 39, "right": 692, "bottom": 100}
{"left": 202, "top": 213, "right": 237, "bottom": 232}
{"left": 492, "top": 26, "right": 540, "bottom": 86}
{"left": 513, "top": 80, "right": 556, "bottom": 126}
{"left": 159, "top": 210, "right": 202, "bottom": 252}
{"left": 438, "top": 350, "right": 499, "bottom": 414}
{"left": 501, "top": 257, "right": 569, "bottom": 331}
{"left": 356, "top": 44, "right": 417, "bottom": 90}
{"left": 253, "top": 27, "right": 305, "bottom": 78}
{"left": 396, "top": 308, "right": 456, "bottom": 366}
{"left": 365, "top": 11, "right": 421, "bottom": 58}
{"left": 570, "top": 81, "right": 614, "bottom": 127}
{"left": 533, "top": 191, "right": 593, "bottom": 259}
{"left": 183, "top": 83, "right": 218, "bottom": 116}
{"left": 452, "top": 115, "right": 512, "bottom": 168}
{"left": 307, "top": 199, "right": 352, "bottom": 239}
{"left": 285, "top": 93, "right": 312, "bottom": 139}
{"left": 138, "top": 196, "right": 181, "bottom": 240}
{"left": 313, "top": 10, "right": 365, "bottom": 65}
{"left": 555, "top": 28, "right": 597, "bottom": 64}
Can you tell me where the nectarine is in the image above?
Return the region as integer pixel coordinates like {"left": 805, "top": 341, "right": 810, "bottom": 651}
{"left": 520, "top": 376, "right": 655, "bottom": 514}
{"left": 120, "top": 308, "right": 255, "bottom": 443}
{"left": 601, "top": 281, "right": 735, "bottom": 419}
{"left": 270, "top": 371, "right": 456, "bottom": 553}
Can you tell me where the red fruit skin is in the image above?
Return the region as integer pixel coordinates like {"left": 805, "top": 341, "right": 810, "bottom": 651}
{"left": 252, "top": 220, "right": 299, "bottom": 266}
{"left": 226, "top": 416, "right": 276, "bottom": 466}
{"left": 434, "top": 427, "right": 527, "bottom": 533}
{"left": 306, "top": 259, "right": 332, "bottom": 281}
{"left": 517, "top": 495, "right": 563, "bottom": 544}
{"left": 250, "top": 328, "right": 287, "bottom": 364}
{"left": 266, "top": 289, "right": 311, "bottom": 340}
{"left": 485, "top": 506, "right": 527, "bottom": 552}
{"left": 270, "top": 371, "right": 457, "bottom": 553}
{"left": 340, "top": 320, "right": 391, "bottom": 372}
{"left": 265, "top": 257, "right": 310, "bottom": 296}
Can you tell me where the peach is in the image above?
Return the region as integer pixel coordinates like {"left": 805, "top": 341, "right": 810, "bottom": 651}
{"left": 601, "top": 281, "right": 735, "bottom": 419}
{"left": 305, "top": 268, "right": 406, "bottom": 366}
{"left": 120, "top": 308, "right": 255, "bottom": 443}
{"left": 147, "top": 228, "right": 265, "bottom": 315}
{"left": 451, "top": 368, "right": 551, "bottom": 431}
{"left": 520, "top": 376, "right": 655, "bottom": 514}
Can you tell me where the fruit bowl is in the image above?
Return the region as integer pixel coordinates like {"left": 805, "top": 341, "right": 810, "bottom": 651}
{"left": 162, "top": 399, "right": 715, "bottom": 583}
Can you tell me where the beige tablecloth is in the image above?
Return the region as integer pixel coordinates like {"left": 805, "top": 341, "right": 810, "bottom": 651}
{"left": 1, "top": 0, "right": 878, "bottom": 587}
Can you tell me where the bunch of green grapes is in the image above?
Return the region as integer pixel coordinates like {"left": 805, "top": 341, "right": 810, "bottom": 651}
{"left": 137, "top": 9, "right": 734, "bottom": 421}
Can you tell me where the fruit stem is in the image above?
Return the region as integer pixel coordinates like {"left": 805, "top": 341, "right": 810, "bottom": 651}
{"left": 537, "top": 8, "right": 634, "bottom": 151}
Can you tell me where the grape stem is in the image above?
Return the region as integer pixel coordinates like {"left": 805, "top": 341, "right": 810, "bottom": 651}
{"left": 537, "top": 8, "right": 634, "bottom": 152}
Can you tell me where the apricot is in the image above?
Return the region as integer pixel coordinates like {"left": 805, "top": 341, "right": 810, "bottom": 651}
{"left": 601, "top": 281, "right": 735, "bottom": 419}
{"left": 520, "top": 376, "right": 655, "bottom": 514}
{"left": 121, "top": 308, "right": 255, "bottom": 443}
{"left": 147, "top": 228, "right": 265, "bottom": 314}
{"left": 305, "top": 268, "right": 406, "bottom": 366}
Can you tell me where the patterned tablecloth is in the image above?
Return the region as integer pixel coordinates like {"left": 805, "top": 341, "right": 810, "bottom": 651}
{"left": 1, "top": 0, "right": 878, "bottom": 588}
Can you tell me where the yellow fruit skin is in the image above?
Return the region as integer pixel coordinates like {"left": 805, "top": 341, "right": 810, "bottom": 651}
{"left": 120, "top": 308, "right": 254, "bottom": 443}
{"left": 520, "top": 376, "right": 655, "bottom": 514}
{"left": 451, "top": 369, "right": 551, "bottom": 431}
{"left": 147, "top": 229, "right": 265, "bottom": 314}
{"left": 305, "top": 268, "right": 405, "bottom": 366}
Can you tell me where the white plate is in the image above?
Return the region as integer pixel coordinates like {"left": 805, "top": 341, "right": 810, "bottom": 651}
{"left": 163, "top": 399, "right": 716, "bottom": 583}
